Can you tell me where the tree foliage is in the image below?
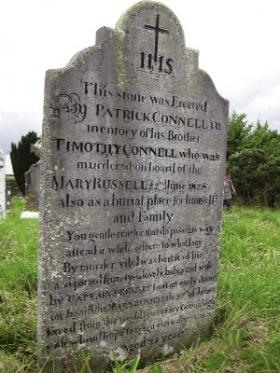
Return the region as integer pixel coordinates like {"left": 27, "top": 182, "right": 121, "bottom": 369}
{"left": 227, "top": 113, "right": 280, "bottom": 207}
{"left": 10, "top": 132, "right": 39, "bottom": 195}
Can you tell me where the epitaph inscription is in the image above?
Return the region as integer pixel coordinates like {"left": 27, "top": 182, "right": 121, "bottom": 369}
{"left": 39, "top": 1, "right": 228, "bottom": 367}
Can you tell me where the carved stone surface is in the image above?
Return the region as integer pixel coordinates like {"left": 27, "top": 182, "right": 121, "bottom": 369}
{"left": 38, "top": 1, "right": 228, "bottom": 368}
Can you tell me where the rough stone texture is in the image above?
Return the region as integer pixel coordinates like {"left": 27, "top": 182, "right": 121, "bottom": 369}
{"left": 25, "top": 162, "right": 40, "bottom": 209}
{"left": 38, "top": 1, "right": 229, "bottom": 368}
{"left": 0, "top": 149, "right": 6, "bottom": 217}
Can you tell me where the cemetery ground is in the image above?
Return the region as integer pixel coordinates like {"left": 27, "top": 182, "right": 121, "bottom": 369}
{"left": 0, "top": 199, "right": 280, "bottom": 373}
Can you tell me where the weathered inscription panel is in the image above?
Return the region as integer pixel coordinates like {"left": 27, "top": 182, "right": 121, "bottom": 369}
{"left": 38, "top": 1, "right": 228, "bottom": 365}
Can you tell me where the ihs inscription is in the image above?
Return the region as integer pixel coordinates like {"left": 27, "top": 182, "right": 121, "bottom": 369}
{"left": 140, "top": 14, "right": 174, "bottom": 74}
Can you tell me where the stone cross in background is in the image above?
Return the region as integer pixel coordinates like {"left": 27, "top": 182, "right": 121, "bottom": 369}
{"left": 38, "top": 1, "right": 229, "bottom": 370}
{"left": 0, "top": 149, "right": 6, "bottom": 217}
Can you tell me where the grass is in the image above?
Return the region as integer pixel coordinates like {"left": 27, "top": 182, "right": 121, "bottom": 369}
{"left": 0, "top": 198, "right": 38, "bottom": 371}
{"left": 0, "top": 200, "right": 280, "bottom": 372}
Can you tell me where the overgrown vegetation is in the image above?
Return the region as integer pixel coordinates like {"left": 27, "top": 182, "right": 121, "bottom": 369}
{"left": 0, "top": 199, "right": 279, "bottom": 372}
{"left": 10, "top": 131, "right": 39, "bottom": 194}
{"left": 227, "top": 113, "right": 280, "bottom": 207}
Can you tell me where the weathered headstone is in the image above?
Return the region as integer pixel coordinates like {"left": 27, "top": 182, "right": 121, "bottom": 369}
{"left": 25, "top": 162, "right": 40, "bottom": 209}
{"left": 0, "top": 149, "right": 6, "bottom": 217}
{"left": 39, "top": 1, "right": 228, "bottom": 369}
{"left": 25, "top": 140, "right": 42, "bottom": 210}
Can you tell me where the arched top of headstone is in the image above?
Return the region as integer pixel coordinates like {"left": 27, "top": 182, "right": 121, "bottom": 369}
{"left": 63, "top": 1, "right": 187, "bottom": 83}
{"left": 116, "top": 1, "right": 186, "bottom": 53}
{"left": 113, "top": 1, "right": 187, "bottom": 82}
{"left": 51, "top": 0, "right": 227, "bottom": 106}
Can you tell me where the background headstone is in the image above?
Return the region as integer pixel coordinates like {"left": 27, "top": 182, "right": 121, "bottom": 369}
{"left": 39, "top": 1, "right": 228, "bottom": 369}
{"left": 0, "top": 149, "right": 6, "bottom": 217}
{"left": 25, "top": 140, "right": 42, "bottom": 210}
{"left": 4, "top": 155, "right": 22, "bottom": 208}
{"left": 25, "top": 162, "right": 40, "bottom": 209}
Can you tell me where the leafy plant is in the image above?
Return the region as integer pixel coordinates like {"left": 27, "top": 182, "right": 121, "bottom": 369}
{"left": 227, "top": 113, "right": 280, "bottom": 207}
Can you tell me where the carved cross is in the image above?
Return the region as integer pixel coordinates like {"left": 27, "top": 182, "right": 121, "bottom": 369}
{"left": 144, "top": 14, "right": 169, "bottom": 62}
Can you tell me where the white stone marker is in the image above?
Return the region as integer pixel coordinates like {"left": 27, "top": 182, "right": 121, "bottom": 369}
{"left": 20, "top": 211, "right": 39, "bottom": 219}
{"left": 38, "top": 1, "right": 228, "bottom": 369}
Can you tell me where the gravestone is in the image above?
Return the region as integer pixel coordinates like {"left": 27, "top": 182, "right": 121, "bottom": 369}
{"left": 25, "top": 140, "right": 42, "bottom": 209}
{"left": 25, "top": 162, "right": 40, "bottom": 209}
{"left": 0, "top": 149, "right": 6, "bottom": 217}
{"left": 38, "top": 1, "right": 229, "bottom": 369}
